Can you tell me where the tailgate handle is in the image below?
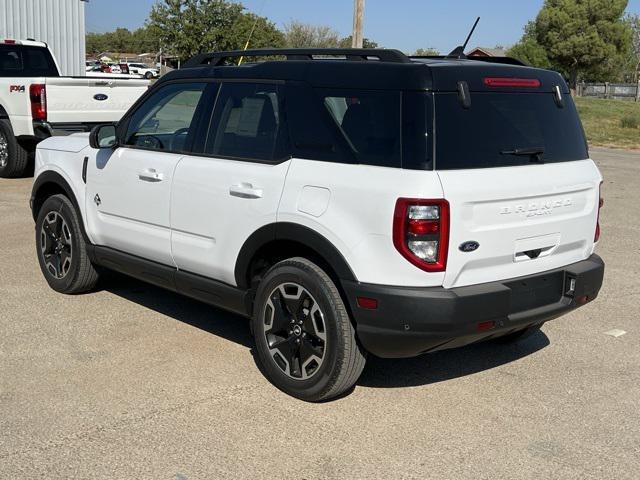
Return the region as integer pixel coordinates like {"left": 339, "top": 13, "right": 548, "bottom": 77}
{"left": 515, "top": 245, "right": 554, "bottom": 262}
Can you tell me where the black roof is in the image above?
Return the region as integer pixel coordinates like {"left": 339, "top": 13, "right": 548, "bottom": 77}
{"left": 161, "top": 48, "right": 568, "bottom": 93}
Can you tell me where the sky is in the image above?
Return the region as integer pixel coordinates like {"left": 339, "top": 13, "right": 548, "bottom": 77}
{"left": 86, "top": 0, "right": 640, "bottom": 54}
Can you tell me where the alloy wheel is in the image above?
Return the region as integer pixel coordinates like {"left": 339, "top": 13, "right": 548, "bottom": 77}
{"left": 263, "top": 283, "right": 327, "bottom": 380}
{"left": 40, "top": 211, "right": 73, "bottom": 279}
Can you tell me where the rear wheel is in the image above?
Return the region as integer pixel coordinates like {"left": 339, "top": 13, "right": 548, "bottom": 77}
{"left": 494, "top": 323, "right": 543, "bottom": 344}
{"left": 252, "top": 257, "right": 366, "bottom": 402}
{"left": 0, "top": 119, "right": 30, "bottom": 178}
{"left": 35, "top": 194, "right": 100, "bottom": 294}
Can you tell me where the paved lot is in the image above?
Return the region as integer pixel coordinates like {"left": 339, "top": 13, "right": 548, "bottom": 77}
{"left": 0, "top": 147, "right": 638, "bottom": 479}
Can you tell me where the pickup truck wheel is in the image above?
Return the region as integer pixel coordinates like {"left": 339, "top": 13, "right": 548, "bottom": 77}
{"left": 0, "top": 119, "right": 30, "bottom": 178}
{"left": 252, "top": 257, "right": 366, "bottom": 402}
{"left": 35, "top": 194, "right": 100, "bottom": 294}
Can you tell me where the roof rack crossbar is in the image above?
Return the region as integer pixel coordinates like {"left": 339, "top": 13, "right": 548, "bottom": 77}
{"left": 183, "top": 48, "right": 412, "bottom": 68}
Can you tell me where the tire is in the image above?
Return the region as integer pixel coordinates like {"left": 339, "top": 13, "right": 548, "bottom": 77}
{"left": 144, "top": 71, "right": 153, "bottom": 79}
{"left": 35, "top": 194, "right": 100, "bottom": 294}
{"left": 0, "top": 119, "right": 30, "bottom": 178}
{"left": 252, "top": 257, "right": 366, "bottom": 402}
{"left": 493, "top": 323, "right": 543, "bottom": 344}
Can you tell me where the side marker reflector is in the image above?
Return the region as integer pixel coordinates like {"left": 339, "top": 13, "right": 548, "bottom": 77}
{"left": 356, "top": 297, "right": 378, "bottom": 310}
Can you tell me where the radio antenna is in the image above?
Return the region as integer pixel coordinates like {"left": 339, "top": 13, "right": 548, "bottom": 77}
{"left": 447, "top": 17, "right": 480, "bottom": 59}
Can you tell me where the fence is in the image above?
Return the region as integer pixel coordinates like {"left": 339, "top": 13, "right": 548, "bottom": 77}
{"left": 577, "top": 82, "right": 640, "bottom": 101}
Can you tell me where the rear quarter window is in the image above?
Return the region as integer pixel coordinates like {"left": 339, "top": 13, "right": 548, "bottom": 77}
{"left": 434, "top": 92, "right": 588, "bottom": 169}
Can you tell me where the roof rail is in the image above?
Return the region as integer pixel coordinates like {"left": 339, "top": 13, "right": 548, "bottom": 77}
{"left": 182, "top": 48, "right": 412, "bottom": 68}
{"left": 410, "top": 55, "right": 527, "bottom": 67}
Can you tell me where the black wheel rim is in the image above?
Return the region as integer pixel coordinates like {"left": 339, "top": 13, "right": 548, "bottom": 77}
{"left": 0, "top": 130, "right": 8, "bottom": 168}
{"left": 263, "top": 283, "right": 327, "bottom": 380}
{"left": 40, "top": 211, "right": 73, "bottom": 279}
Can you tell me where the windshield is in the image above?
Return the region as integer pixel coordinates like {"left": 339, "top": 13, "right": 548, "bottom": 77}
{"left": 434, "top": 92, "right": 588, "bottom": 169}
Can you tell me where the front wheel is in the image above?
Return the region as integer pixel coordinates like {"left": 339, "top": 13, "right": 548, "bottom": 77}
{"left": 35, "top": 194, "right": 100, "bottom": 294}
{"left": 252, "top": 257, "right": 366, "bottom": 402}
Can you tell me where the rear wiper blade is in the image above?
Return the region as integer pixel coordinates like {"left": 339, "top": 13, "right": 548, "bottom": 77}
{"left": 500, "top": 147, "right": 545, "bottom": 162}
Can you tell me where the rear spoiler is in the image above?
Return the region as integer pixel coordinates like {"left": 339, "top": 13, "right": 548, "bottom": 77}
{"left": 410, "top": 55, "right": 527, "bottom": 67}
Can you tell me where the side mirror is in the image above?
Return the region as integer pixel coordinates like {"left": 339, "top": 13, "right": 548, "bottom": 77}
{"left": 89, "top": 124, "right": 118, "bottom": 149}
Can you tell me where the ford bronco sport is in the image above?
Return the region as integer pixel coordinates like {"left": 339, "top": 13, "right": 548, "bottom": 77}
{"left": 30, "top": 48, "right": 605, "bottom": 401}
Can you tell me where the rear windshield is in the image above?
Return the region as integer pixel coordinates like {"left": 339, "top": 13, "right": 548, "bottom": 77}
{"left": 0, "top": 45, "right": 59, "bottom": 77}
{"left": 434, "top": 92, "right": 588, "bottom": 169}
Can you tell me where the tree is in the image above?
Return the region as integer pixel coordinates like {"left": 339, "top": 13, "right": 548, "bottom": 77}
{"left": 283, "top": 21, "right": 341, "bottom": 48}
{"left": 338, "top": 36, "right": 379, "bottom": 49}
{"left": 147, "top": 0, "right": 283, "bottom": 60}
{"left": 85, "top": 27, "right": 159, "bottom": 55}
{"left": 534, "top": 0, "right": 632, "bottom": 88}
{"left": 413, "top": 48, "right": 439, "bottom": 56}
{"left": 283, "top": 22, "right": 378, "bottom": 49}
{"left": 507, "top": 21, "right": 552, "bottom": 69}
{"left": 628, "top": 14, "right": 640, "bottom": 81}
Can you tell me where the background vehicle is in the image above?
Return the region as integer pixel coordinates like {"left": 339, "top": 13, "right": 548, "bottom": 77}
{"left": 30, "top": 48, "right": 604, "bottom": 401}
{"left": 0, "top": 39, "right": 149, "bottom": 177}
{"left": 126, "top": 62, "right": 159, "bottom": 79}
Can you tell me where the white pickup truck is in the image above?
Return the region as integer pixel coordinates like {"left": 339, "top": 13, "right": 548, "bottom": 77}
{"left": 0, "top": 39, "right": 149, "bottom": 177}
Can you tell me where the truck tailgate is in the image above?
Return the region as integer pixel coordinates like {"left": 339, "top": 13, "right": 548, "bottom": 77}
{"left": 45, "top": 77, "right": 149, "bottom": 124}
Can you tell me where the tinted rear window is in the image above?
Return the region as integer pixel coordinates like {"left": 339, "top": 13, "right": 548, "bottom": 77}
{"left": 434, "top": 93, "right": 588, "bottom": 169}
{"left": 0, "top": 45, "right": 58, "bottom": 77}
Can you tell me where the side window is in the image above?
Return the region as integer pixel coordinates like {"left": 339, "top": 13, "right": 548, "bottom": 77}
{"left": 319, "top": 89, "right": 401, "bottom": 168}
{"left": 205, "top": 83, "right": 284, "bottom": 161}
{"left": 124, "top": 82, "right": 206, "bottom": 153}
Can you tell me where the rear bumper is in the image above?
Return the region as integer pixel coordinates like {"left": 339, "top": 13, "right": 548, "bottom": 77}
{"left": 30, "top": 121, "right": 102, "bottom": 140}
{"left": 343, "top": 254, "right": 604, "bottom": 358}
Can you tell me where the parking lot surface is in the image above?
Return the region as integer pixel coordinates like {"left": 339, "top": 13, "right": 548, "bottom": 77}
{"left": 0, "top": 147, "right": 638, "bottom": 479}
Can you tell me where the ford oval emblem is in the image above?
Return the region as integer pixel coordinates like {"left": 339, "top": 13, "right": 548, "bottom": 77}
{"left": 93, "top": 93, "right": 108, "bottom": 101}
{"left": 459, "top": 241, "right": 480, "bottom": 252}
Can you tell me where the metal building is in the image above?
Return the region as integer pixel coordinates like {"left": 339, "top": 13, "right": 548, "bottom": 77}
{"left": 0, "top": 0, "right": 87, "bottom": 76}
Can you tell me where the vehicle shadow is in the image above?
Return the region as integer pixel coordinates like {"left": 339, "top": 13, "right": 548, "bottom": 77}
{"left": 100, "top": 272, "right": 253, "bottom": 349}
{"left": 99, "top": 272, "right": 550, "bottom": 391}
{"left": 358, "top": 331, "right": 550, "bottom": 389}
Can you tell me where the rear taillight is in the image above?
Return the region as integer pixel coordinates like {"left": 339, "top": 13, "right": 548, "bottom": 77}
{"left": 595, "top": 181, "right": 603, "bottom": 242}
{"left": 29, "top": 84, "right": 47, "bottom": 121}
{"left": 4, "top": 39, "right": 16, "bottom": 44}
{"left": 483, "top": 77, "right": 541, "bottom": 88}
{"left": 393, "top": 198, "right": 449, "bottom": 272}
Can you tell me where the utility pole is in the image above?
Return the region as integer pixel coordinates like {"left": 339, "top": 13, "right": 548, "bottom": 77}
{"left": 351, "top": 0, "right": 364, "bottom": 48}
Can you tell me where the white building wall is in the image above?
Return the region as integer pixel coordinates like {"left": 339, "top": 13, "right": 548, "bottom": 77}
{"left": 0, "top": 0, "right": 86, "bottom": 76}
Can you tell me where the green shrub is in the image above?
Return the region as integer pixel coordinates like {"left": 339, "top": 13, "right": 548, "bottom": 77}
{"left": 620, "top": 115, "right": 640, "bottom": 129}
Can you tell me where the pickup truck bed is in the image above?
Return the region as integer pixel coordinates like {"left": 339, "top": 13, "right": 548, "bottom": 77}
{"left": 0, "top": 39, "right": 148, "bottom": 177}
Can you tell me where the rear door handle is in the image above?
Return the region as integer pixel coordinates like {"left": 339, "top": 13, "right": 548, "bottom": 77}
{"left": 138, "top": 168, "right": 163, "bottom": 182}
{"left": 229, "top": 182, "right": 263, "bottom": 199}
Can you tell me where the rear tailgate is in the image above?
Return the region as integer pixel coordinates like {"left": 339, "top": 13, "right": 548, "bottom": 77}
{"left": 438, "top": 161, "right": 601, "bottom": 288}
{"left": 433, "top": 68, "right": 601, "bottom": 288}
{"left": 45, "top": 76, "right": 149, "bottom": 124}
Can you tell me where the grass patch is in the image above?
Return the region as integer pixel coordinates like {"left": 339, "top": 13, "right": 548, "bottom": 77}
{"left": 574, "top": 97, "right": 640, "bottom": 150}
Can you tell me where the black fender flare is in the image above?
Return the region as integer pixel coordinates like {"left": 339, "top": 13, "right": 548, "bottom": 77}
{"left": 30, "top": 171, "right": 92, "bottom": 243}
{"left": 234, "top": 222, "right": 357, "bottom": 289}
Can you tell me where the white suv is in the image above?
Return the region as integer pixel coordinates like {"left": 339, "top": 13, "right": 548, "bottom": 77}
{"left": 30, "top": 48, "right": 605, "bottom": 401}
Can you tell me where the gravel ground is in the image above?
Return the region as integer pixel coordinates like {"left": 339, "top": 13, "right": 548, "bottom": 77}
{"left": 0, "top": 147, "right": 638, "bottom": 479}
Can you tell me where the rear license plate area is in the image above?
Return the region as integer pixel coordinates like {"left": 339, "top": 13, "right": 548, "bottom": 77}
{"left": 505, "top": 271, "right": 564, "bottom": 314}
